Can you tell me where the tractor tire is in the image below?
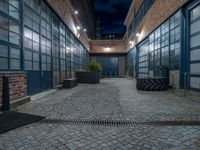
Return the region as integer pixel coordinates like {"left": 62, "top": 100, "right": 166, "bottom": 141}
{"left": 136, "top": 77, "right": 168, "bottom": 91}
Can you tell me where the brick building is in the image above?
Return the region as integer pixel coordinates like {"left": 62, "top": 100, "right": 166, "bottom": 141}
{"left": 125, "top": 0, "right": 200, "bottom": 90}
{"left": 0, "top": 0, "right": 200, "bottom": 109}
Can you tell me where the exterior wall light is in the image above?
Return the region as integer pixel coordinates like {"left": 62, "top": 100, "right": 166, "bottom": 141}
{"left": 136, "top": 33, "right": 140, "bottom": 37}
{"left": 104, "top": 47, "right": 111, "bottom": 52}
{"left": 84, "top": 29, "right": 87, "bottom": 32}
{"left": 75, "top": 10, "right": 78, "bottom": 15}
{"left": 76, "top": 26, "right": 80, "bottom": 30}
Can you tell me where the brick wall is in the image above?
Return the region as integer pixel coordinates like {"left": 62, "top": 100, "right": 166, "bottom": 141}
{"left": 90, "top": 40, "right": 127, "bottom": 54}
{"left": 0, "top": 72, "right": 27, "bottom": 106}
{"left": 127, "top": 0, "right": 188, "bottom": 45}
{"left": 47, "top": 0, "right": 90, "bottom": 51}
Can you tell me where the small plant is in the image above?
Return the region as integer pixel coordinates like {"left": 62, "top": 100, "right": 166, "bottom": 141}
{"left": 88, "top": 60, "right": 102, "bottom": 72}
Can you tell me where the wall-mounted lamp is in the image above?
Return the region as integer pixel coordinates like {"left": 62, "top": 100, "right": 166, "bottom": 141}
{"left": 104, "top": 47, "right": 111, "bottom": 52}
{"left": 76, "top": 26, "right": 80, "bottom": 30}
{"left": 84, "top": 29, "right": 87, "bottom": 32}
{"left": 75, "top": 10, "right": 78, "bottom": 15}
{"left": 136, "top": 33, "right": 140, "bottom": 37}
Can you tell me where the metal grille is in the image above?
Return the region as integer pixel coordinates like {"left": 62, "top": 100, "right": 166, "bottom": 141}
{"left": 40, "top": 119, "right": 200, "bottom": 126}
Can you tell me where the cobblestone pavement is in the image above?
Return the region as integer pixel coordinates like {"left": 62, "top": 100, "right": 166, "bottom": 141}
{"left": 1, "top": 78, "right": 200, "bottom": 150}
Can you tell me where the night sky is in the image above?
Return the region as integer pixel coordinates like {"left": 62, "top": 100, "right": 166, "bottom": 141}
{"left": 93, "top": 0, "right": 132, "bottom": 36}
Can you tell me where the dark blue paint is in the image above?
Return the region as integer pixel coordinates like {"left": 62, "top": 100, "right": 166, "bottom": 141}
{"left": 26, "top": 71, "right": 41, "bottom": 95}
{"left": 96, "top": 56, "right": 118, "bottom": 77}
{"left": 41, "top": 71, "right": 52, "bottom": 91}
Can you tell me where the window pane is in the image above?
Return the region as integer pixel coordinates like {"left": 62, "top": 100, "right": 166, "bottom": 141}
{"left": 9, "top": 32, "right": 20, "bottom": 44}
{"left": 10, "top": 47, "right": 20, "bottom": 58}
{"left": 24, "top": 38, "right": 32, "bottom": 49}
{"left": 0, "top": 45, "right": 8, "bottom": 57}
{"left": 10, "top": 58, "right": 20, "bottom": 69}
{"left": 9, "top": 5, "right": 19, "bottom": 20}
{"left": 0, "top": 58, "right": 8, "bottom": 69}
{"left": 33, "top": 52, "right": 39, "bottom": 61}
{"left": 24, "top": 28, "right": 32, "bottom": 39}
{"left": 0, "top": 28, "right": 8, "bottom": 42}
{"left": 24, "top": 60, "right": 32, "bottom": 70}
{"left": 9, "top": 0, "right": 19, "bottom": 9}
{"left": 0, "top": 0, "right": 7, "bottom": 13}
{"left": 33, "top": 32, "right": 39, "bottom": 42}
{"left": 9, "top": 21, "right": 20, "bottom": 34}
{"left": 24, "top": 50, "right": 32, "bottom": 60}
{"left": 0, "top": 15, "right": 8, "bottom": 29}
{"left": 33, "top": 61, "right": 39, "bottom": 70}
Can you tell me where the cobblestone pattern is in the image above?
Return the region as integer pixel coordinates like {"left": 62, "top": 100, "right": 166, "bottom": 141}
{"left": 0, "top": 78, "right": 200, "bottom": 149}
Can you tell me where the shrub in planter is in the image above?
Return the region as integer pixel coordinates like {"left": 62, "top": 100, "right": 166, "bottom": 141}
{"left": 76, "top": 60, "right": 102, "bottom": 83}
{"left": 88, "top": 60, "right": 102, "bottom": 72}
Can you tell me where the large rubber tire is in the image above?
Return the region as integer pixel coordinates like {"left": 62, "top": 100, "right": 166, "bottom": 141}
{"left": 136, "top": 77, "right": 168, "bottom": 91}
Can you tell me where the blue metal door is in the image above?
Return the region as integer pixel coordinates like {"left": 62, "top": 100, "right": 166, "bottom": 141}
{"left": 96, "top": 56, "right": 118, "bottom": 77}
{"left": 41, "top": 71, "right": 52, "bottom": 91}
{"left": 26, "top": 71, "right": 41, "bottom": 95}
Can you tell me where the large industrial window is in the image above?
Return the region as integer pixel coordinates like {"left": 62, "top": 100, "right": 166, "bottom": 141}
{"left": 170, "top": 11, "right": 181, "bottom": 70}
{"left": 52, "top": 15, "right": 60, "bottom": 71}
{"left": 0, "top": 0, "right": 20, "bottom": 20}
{"left": 127, "top": 47, "right": 136, "bottom": 76}
{"left": 23, "top": 0, "right": 40, "bottom": 71}
{"left": 138, "top": 40, "right": 149, "bottom": 78}
{"left": 0, "top": 15, "right": 20, "bottom": 45}
{"left": 70, "top": 34, "right": 75, "bottom": 72}
{"left": 41, "top": 1, "right": 51, "bottom": 71}
{"left": 60, "top": 23, "right": 66, "bottom": 71}
{"left": 0, "top": 0, "right": 21, "bottom": 70}
{"left": 24, "top": 4, "right": 40, "bottom": 32}
{"left": 24, "top": 27, "right": 40, "bottom": 70}
{"left": 149, "top": 33, "right": 154, "bottom": 71}
{"left": 161, "top": 20, "right": 169, "bottom": 67}
{"left": 0, "top": 0, "right": 89, "bottom": 73}
{"left": 66, "top": 39, "right": 71, "bottom": 71}
{"left": 137, "top": 11, "right": 181, "bottom": 77}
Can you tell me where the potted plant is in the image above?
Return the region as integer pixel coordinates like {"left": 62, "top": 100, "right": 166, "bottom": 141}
{"left": 76, "top": 60, "right": 102, "bottom": 83}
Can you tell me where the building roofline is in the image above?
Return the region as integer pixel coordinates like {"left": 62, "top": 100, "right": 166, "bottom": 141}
{"left": 124, "top": 0, "right": 135, "bottom": 25}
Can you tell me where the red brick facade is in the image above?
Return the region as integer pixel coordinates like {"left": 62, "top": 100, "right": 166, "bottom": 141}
{"left": 47, "top": 0, "right": 90, "bottom": 50}
{"left": 0, "top": 73, "right": 27, "bottom": 106}
{"left": 126, "top": 0, "right": 188, "bottom": 45}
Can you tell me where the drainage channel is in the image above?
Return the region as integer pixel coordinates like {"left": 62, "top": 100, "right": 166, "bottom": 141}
{"left": 40, "top": 119, "right": 200, "bottom": 126}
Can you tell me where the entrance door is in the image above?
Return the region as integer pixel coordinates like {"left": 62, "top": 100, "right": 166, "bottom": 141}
{"left": 189, "top": 3, "right": 200, "bottom": 90}
{"left": 96, "top": 56, "right": 118, "bottom": 77}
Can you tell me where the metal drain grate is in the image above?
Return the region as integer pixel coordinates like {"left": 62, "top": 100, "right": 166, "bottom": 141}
{"left": 40, "top": 119, "right": 200, "bottom": 126}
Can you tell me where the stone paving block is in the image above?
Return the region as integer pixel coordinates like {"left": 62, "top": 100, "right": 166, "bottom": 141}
{"left": 0, "top": 79, "right": 200, "bottom": 149}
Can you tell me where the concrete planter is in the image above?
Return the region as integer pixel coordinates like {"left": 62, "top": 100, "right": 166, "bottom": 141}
{"left": 76, "top": 71, "right": 101, "bottom": 84}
